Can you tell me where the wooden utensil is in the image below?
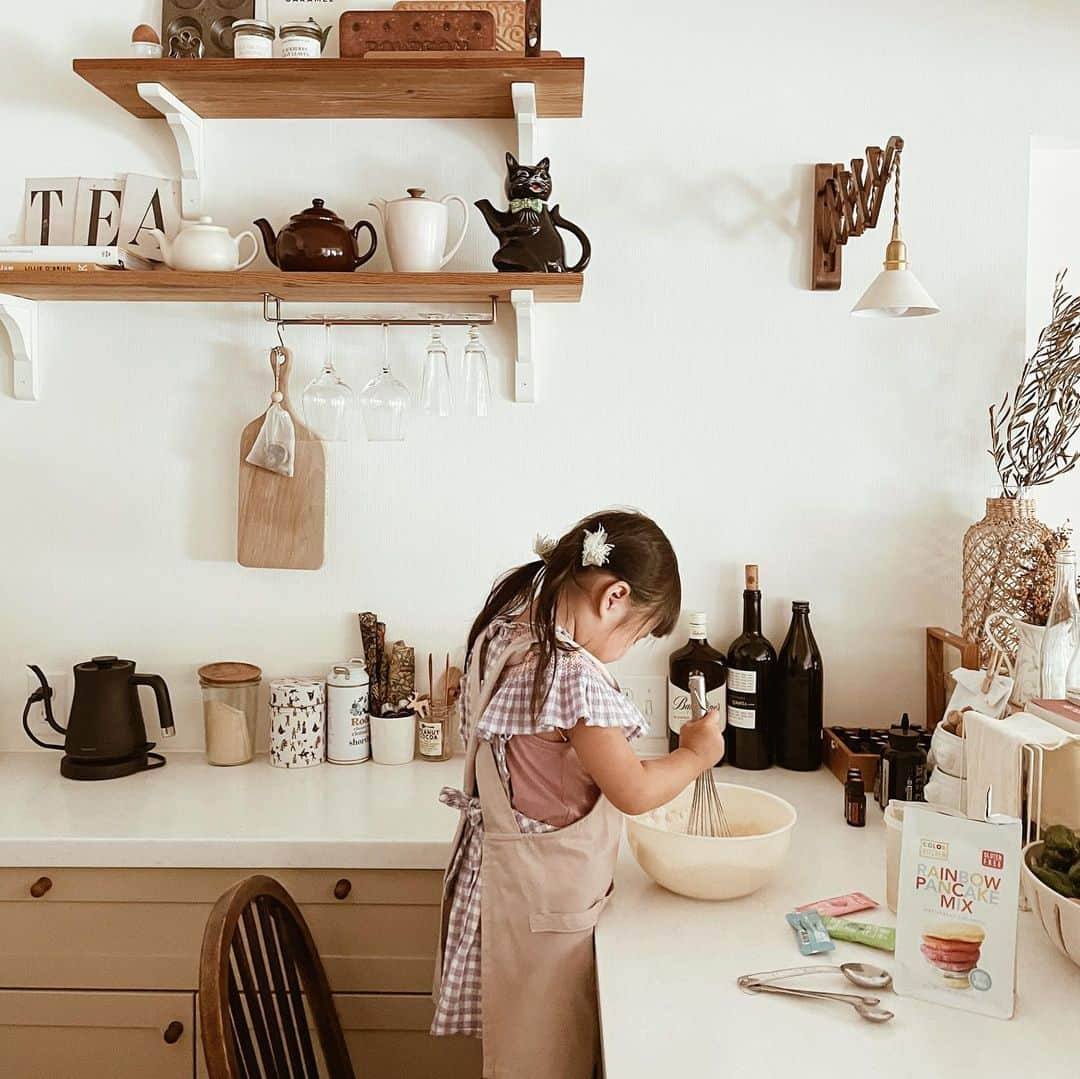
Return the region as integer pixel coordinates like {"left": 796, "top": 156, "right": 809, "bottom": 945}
{"left": 339, "top": 10, "right": 496, "bottom": 56}
{"left": 392, "top": 1, "right": 526, "bottom": 52}
{"left": 237, "top": 347, "right": 326, "bottom": 570}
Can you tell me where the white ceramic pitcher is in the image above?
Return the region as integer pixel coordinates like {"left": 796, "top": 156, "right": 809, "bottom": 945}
{"left": 369, "top": 188, "right": 469, "bottom": 273}
{"left": 985, "top": 611, "right": 1046, "bottom": 707}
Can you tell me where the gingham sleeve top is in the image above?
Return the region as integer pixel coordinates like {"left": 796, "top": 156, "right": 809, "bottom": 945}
{"left": 471, "top": 621, "right": 647, "bottom": 742}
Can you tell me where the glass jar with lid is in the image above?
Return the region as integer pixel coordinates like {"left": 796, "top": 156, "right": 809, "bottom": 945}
{"left": 279, "top": 18, "right": 330, "bottom": 59}
{"left": 198, "top": 663, "right": 262, "bottom": 765}
{"left": 232, "top": 20, "right": 276, "bottom": 59}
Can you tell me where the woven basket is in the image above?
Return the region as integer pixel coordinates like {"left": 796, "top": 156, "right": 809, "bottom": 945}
{"left": 962, "top": 497, "right": 1052, "bottom": 663}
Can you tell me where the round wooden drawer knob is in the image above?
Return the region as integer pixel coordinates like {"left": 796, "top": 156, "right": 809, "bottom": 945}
{"left": 333, "top": 878, "right": 352, "bottom": 901}
{"left": 163, "top": 1021, "right": 184, "bottom": 1045}
{"left": 29, "top": 876, "right": 52, "bottom": 898}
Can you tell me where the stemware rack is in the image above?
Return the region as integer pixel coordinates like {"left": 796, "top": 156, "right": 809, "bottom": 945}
{"left": 262, "top": 293, "right": 498, "bottom": 329}
{"left": 0, "top": 55, "right": 586, "bottom": 404}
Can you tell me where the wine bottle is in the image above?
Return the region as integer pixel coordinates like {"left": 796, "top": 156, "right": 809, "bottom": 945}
{"left": 668, "top": 612, "right": 727, "bottom": 759}
{"left": 775, "top": 601, "right": 824, "bottom": 771}
{"left": 725, "top": 565, "right": 776, "bottom": 770}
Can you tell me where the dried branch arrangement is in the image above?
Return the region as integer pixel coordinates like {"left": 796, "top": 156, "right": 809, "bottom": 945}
{"left": 990, "top": 271, "right": 1080, "bottom": 497}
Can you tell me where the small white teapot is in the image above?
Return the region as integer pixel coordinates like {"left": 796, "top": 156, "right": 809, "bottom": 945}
{"left": 369, "top": 189, "right": 468, "bottom": 273}
{"left": 149, "top": 216, "right": 260, "bottom": 272}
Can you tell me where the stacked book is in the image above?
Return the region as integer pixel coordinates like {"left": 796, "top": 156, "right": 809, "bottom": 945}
{"left": 0, "top": 246, "right": 154, "bottom": 273}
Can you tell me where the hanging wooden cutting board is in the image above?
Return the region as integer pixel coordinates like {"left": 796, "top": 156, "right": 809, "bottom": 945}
{"left": 237, "top": 347, "right": 326, "bottom": 571}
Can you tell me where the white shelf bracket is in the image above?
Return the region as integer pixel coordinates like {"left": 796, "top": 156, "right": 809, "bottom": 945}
{"left": 137, "top": 82, "right": 204, "bottom": 217}
{"left": 0, "top": 294, "right": 39, "bottom": 401}
{"left": 511, "top": 82, "right": 538, "bottom": 163}
{"left": 510, "top": 288, "right": 536, "bottom": 402}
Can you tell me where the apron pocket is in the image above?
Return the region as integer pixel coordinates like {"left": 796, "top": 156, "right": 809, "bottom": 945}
{"left": 528, "top": 885, "right": 614, "bottom": 934}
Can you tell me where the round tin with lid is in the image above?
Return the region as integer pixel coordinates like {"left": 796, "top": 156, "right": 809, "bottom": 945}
{"left": 326, "top": 659, "right": 371, "bottom": 764}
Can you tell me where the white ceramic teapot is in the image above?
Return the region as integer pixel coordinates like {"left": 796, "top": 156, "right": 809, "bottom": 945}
{"left": 149, "top": 216, "right": 260, "bottom": 272}
{"left": 368, "top": 189, "right": 468, "bottom": 273}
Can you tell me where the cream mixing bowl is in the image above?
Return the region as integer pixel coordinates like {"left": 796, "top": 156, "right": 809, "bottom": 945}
{"left": 626, "top": 782, "right": 797, "bottom": 900}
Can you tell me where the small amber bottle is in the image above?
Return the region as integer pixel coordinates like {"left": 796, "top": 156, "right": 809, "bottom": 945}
{"left": 844, "top": 768, "right": 867, "bottom": 827}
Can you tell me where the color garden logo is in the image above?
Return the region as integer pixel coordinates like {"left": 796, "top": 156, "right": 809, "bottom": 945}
{"left": 919, "top": 838, "right": 949, "bottom": 860}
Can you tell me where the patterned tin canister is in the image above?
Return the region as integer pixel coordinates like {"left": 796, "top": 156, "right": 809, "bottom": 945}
{"left": 326, "top": 659, "right": 371, "bottom": 764}
{"left": 269, "top": 678, "right": 325, "bottom": 768}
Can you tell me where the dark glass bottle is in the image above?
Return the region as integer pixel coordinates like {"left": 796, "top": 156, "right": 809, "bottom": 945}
{"left": 845, "top": 768, "right": 867, "bottom": 827}
{"left": 878, "top": 713, "right": 927, "bottom": 807}
{"left": 775, "top": 601, "right": 824, "bottom": 771}
{"left": 724, "top": 564, "right": 776, "bottom": 770}
{"left": 668, "top": 612, "right": 727, "bottom": 761}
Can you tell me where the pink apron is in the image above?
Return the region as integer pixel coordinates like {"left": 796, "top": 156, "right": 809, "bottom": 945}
{"left": 434, "top": 633, "right": 623, "bottom": 1079}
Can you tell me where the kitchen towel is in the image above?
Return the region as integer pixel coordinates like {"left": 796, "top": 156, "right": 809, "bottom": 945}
{"left": 963, "top": 710, "right": 1076, "bottom": 819}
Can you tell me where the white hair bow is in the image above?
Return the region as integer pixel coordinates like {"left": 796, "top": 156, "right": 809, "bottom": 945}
{"left": 533, "top": 533, "right": 558, "bottom": 561}
{"left": 581, "top": 524, "right": 614, "bottom": 568}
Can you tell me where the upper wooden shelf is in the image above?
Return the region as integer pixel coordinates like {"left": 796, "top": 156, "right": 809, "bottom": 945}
{"left": 0, "top": 270, "right": 583, "bottom": 304}
{"left": 72, "top": 57, "right": 584, "bottom": 120}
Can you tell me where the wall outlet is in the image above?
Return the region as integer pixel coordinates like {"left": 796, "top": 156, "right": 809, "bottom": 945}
{"left": 620, "top": 675, "right": 667, "bottom": 741}
{"left": 23, "top": 668, "right": 69, "bottom": 746}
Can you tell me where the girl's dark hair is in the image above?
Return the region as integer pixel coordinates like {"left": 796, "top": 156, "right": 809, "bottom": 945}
{"left": 467, "top": 509, "right": 682, "bottom": 718}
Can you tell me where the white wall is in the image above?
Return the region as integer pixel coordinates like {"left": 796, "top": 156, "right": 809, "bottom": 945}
{"left": 3, "top": 0, "right": 1080, "bottom": 752}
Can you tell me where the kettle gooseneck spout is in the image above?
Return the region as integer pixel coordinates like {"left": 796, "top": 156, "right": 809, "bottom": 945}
{"left": 368, "top": 197, "right": 387, "bottom": 220}
{"left": 253, "top": 219, "right": 279, "bottom": 267}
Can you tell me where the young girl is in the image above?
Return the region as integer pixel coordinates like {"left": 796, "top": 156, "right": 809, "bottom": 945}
{"left": 432, "top": 510, "right": 725, "bottom": 1079}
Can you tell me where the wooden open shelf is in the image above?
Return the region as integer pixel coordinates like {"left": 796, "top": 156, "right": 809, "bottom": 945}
{"left": 72, "top": 57, "right": 584, "bottom": 120}
{"left": 0, "top": 270, "right": 583, "bottom": 304}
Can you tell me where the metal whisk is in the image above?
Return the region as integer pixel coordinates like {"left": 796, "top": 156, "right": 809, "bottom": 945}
{"left": 686, "top": 673, "right": 731, "bottom": 837}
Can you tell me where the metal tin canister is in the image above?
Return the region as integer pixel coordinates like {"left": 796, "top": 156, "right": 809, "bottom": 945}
{"left": 269, "top": 678, "right": 325, "bottom": 768}
{"left": 326, "top": 659, "right": 371, "bottom": 764}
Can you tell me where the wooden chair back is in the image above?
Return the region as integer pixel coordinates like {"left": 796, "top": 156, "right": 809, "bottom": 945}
{"left": 199, "top": 874, "right": 356, "bottom": 1079}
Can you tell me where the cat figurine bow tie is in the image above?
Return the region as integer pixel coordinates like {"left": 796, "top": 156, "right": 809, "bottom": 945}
{"left": 475, "top": 153, "right": 592, "bottom": 274}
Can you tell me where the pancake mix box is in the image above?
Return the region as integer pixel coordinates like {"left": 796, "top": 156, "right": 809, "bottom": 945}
{"left": 894, "top": 804, "right": 1022, "bottom": 1019}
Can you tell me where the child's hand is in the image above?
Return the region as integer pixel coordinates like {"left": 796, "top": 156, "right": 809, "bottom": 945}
{"left": 679, "top": 710, "right": 726, "bottom": 769}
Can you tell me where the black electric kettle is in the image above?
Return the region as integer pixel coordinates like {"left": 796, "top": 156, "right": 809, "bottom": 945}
{"left": 23, "top": 657, "right": 175, "bottom": 780}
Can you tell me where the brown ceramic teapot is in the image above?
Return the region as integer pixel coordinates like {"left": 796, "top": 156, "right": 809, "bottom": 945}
{"left": 254, "top": 199, "right": 378, "bottom": 272}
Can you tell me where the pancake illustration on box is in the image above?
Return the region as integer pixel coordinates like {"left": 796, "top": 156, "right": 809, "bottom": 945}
{"left": 920, "top": 921, "right": 986, "bottom": 988}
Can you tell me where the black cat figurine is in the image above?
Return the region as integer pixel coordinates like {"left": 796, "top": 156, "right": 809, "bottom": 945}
{"left": 475, "top": 153, "right": 591, "bottom": 273}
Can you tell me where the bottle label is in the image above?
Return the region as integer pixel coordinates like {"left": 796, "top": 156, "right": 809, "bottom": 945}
{"left": 418, "top": 719, "right": 444, "bottom": 758}
{"left": 668, "top": 682, "right": 726, "bottom": 733}
{"left": 726, "top": 668, "right": 757, "bottom": 731}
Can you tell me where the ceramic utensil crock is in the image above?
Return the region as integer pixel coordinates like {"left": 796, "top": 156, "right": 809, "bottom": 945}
{"left": 254, "top": 200, "right": 378, "bottom": 272}
{"left": 369, "top": 189, "right": 469, "bottom": 272}
{"left": 149, "top": 216, "right": 260, "bottom": 272}
{"left": 269, "top": 678, "right": 325, "bottom": 768}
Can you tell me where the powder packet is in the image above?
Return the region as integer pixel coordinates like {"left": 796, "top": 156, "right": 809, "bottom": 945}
{"left": 785, "top": 911, "right": 835, "bottom": 956}
{"left": 794, "top": 891, "right": 878, "bottom": 917}
{"left": 820, "top": 916, "right": 895, "bottom": 952}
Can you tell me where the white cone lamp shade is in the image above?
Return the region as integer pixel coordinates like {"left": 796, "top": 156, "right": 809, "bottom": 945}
{"left": 852, "top": 222, "right": 939, "bottom": 318}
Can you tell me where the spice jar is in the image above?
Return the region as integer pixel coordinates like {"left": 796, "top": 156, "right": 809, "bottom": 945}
{"left": 279, "top": 18, "right": 329, "bottom": 59}
{"left": 232, "top": 19, "right": 276, "bottom": 58}
{"left": 198, "top": 663, "right": 261, "bottom": 766}
{"left": 417, "top": 702, "right": 452, "bottom": 761}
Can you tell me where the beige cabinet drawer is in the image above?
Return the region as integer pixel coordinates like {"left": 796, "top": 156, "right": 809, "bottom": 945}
{"left": 334, "top": 994, "right": 482, "bottom": 1079}
{"left": 0, "top": 989, "right": 193, "bottom": 1079}
{"left": 0, "top": 868, "right": 442, "bottom": 993}
{"left": 195, "top": 993, "right": 480, "bottom": 1079}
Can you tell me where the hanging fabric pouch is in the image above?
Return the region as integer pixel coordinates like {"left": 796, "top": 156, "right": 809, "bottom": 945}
{"left": 245, "top": 347, "right": 296, "bottom": 477}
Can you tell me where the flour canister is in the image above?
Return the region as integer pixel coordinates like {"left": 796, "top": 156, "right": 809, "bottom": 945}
{"left": 326, "top": 659, "right": 371, "bottom": 764}
{"left": 269, "top": 678, "right": 325, "bottom": 768}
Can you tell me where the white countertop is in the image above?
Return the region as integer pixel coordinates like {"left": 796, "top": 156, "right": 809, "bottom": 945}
{"left": 596, "top": 768, "right": 1079, "bottom": 1079}
{"left": 0, "top": 750, "right": 462, "bottom": 869}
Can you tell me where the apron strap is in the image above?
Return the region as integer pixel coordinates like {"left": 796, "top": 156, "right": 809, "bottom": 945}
{"left": 475, "top": 738, "right": 521, "bottom": 835}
